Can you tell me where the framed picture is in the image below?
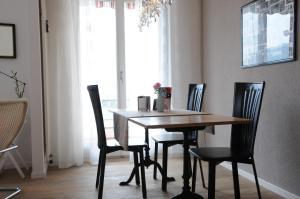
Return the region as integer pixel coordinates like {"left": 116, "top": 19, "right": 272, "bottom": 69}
{"left": 241, "top": 0, "right": 296, "bottom": 68}
{"left": 0, "top": 23, "right": 16, "bottom": 58}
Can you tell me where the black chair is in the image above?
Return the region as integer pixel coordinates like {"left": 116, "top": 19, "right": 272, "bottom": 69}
{"left": 190, "top": 82, "right": 265, "bottom": 199}
{"left": 151, "top": 83, "right": 206, "bottom": 191}
{"left": 87, "top": 85, "right": 147, "bottom": 199}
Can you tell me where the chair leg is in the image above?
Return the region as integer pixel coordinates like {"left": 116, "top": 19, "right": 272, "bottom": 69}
{"left": 96, "top": 151, "right": 102, "bottom": 188}
{"left": 15, "top": 146, "right": 29, "bottom": 170}
{"left": 252, "top": 160, "right": 262, "bottom": 199}
{"left": 208, "top": 162, "right": 216, "bottom": 199}
{"left": 7, "top": 152, "right": 25, "bottom": 179}
{"left": 187, "top": 151, "right": 192, "bottom": 178}
{"left": 198, "top": 159, "right": 206, "bottom": 188}
{"left": 0, "top": 155, "right": 7, "bottom": 173}
{"left": 0, "top": 187, "right": 21, "bottom": 198}
{"left": 98, "top": 151, "right": 106, "bottom": 199}
{"left": 153, "top": 142, "right": 158, "bottom": 180}
{"left": 232, "top": 161, "right": 240, "bottom": 199}
{"left": 192, "top": 156, "right": 197, "bottom": 192}
{"left": 162, "top": 144, "right": 168, "bottom": 191}
{"left": 139, "top": 149, "right": 147, "bottom": 199}
{"left": 196, "top": 142, "right": 206, "bottom": 188}
{"left": 133, "top": 151, "right": 140, "bottom": 185}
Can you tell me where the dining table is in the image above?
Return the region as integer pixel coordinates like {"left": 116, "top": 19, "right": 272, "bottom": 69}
{"left": 111, "top": 109, "right": 250, "bottom": 198}
{"left": 111, "top": 109, "right": 209, "bottom": 184}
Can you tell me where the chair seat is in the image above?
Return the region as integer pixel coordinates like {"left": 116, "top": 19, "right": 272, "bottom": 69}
{"left": 165, "top": 126, "right": 206, "bottom": 132}
{"left": 107, "top": 138, "right": 147, "bottom": 150}
{"left": 128, "top": 138, "right": 148, "bottom": 148}
{"left": 189, "top": 147, "right": 250, "bottom": 162}
{"left": 151, "top": 133, "right": 197, "bottom": 144}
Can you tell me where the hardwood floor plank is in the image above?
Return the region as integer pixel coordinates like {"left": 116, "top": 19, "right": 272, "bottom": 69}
{"left": 0, "top": 158, "right": 283, "bottom": 199}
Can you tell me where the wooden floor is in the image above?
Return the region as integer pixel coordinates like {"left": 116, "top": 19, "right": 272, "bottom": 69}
{"left": 0, "top": 157, "right": 283, "bottom": 199}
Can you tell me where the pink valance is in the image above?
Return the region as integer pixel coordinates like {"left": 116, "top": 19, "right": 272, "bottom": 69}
{"left": 95, "top": 0, "right": 135, "bottom": 9}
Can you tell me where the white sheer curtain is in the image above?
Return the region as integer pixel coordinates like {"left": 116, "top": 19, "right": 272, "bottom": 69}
{"left": 45, "top": 0, "right": 83, "bottom": 168}
{"left": 79, "top": 0, "right": 119, "bottom": 164}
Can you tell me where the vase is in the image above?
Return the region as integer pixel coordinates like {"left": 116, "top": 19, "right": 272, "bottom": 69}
{"left": 156, "top": 95, "right": 164, "bottom": 112}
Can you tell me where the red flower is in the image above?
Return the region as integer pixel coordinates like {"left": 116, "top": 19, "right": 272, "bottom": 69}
{"left": 153, "top": 82, "right": 161, "bottom": 90}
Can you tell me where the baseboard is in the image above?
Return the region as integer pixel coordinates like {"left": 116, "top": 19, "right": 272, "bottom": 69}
{"left": 221, "top": 162, "right": 300, "bottom": 199}
{"left": 31, "top": 170, "right": 47, "bottom": 179}
{"left": 2, "top": 160, "right": 46, "bottom": 179}
{"left": 31, "top": 159, "right": 47, "bottom": 179}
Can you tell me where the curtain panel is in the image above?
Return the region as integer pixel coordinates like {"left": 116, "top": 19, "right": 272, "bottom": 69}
{"left": 45, "top": 0, "right": 83, "bottom": 168}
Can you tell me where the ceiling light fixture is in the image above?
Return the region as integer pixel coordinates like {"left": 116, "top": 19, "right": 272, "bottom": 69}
{"left": 139, "top": 0, "right": 172, "bottom": 30}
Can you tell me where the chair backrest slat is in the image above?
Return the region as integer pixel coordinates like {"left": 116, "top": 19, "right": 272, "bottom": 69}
{"left": 187, "top": 84, "right": 205, "bottom": 112}
{"left": 231, "top": 82, "right": 265, "bottom": 157}
{"left": 187, "top": 83, "right": 206, "bottom": 139}
{"left": 87, "top": 85, "right": 107, "bottom": 149}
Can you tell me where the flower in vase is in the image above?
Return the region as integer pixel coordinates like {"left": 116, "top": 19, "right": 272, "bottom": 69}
{"left": 153, "top": 82, "right": 172, "bottom": 98}
{"left": 153, "top": 82, "right": 165, "bottom": 97}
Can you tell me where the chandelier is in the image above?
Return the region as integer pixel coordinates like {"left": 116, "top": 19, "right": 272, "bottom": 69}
{"left": 139, "top": 0, "right": 172, "bottom": 30}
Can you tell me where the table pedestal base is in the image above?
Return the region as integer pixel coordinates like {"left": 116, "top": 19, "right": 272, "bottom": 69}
{"left": 120, "top": 128, "right": 175, "bottom": 186}
{"left": 170, "top": 131, "right": 205, "bottom": 199}
{"left": 119, "top": 157, "right": 164, "bottom": 186}
{"left": 172, "top": 190, "right": 204, "bottom": 199}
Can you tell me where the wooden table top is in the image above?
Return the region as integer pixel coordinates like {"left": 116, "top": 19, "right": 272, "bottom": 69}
{"left": 128, "top": 114, "right": 250, "bottom": 129}
{"left": 110, "top": 109, "right": 209, "bottom": 118}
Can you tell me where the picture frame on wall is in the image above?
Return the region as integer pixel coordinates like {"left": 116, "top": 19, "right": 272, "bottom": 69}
{"left": 241, "top": 0, "right": 296, "bottom": 68}
{"left": 0, "top": 23, "right": 16, "bottom": 58}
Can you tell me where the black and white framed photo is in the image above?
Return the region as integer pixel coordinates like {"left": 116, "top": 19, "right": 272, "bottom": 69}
{"left": 241, "top": 0, "right": 296, "bottom": 68}
{"left": 0, "top": 23, "right": 16, "bottom": 58}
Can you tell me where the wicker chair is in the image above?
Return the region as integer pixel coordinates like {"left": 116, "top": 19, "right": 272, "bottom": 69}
{"left": 0, "top": 99, "right": 28, "bottom": 199}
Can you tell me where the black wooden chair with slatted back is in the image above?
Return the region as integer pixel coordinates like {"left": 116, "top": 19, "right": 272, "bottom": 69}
{"left": 151, "top": 83, "right": 206, "bottom": 191}
{"left": 190, "top": 82, "right": 265, "bottom": 199}
{"left": 87, "top": 85, "right": 147, "bottom": 199}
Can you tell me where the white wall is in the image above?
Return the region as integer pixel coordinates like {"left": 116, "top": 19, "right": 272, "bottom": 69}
{"left": 0, "top": 0, "right": 46, "bottom": 178}
{"left": 170, "top": 0, "right": 203, "bottom": 109}
{"left": 167, "top": 0, "right": 203, "bottom": 154}
{"left": 202, "top": 0, "right": 300, "bottom": 197}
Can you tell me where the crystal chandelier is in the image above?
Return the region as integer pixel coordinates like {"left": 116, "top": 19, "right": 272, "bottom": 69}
{"left": 139, "top": 0, "right": 172, "bottom": 30}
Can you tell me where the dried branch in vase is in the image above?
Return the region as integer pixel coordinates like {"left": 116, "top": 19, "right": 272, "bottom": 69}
{"left": 0, "top": 69, "right": 26, "bottom": 98}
